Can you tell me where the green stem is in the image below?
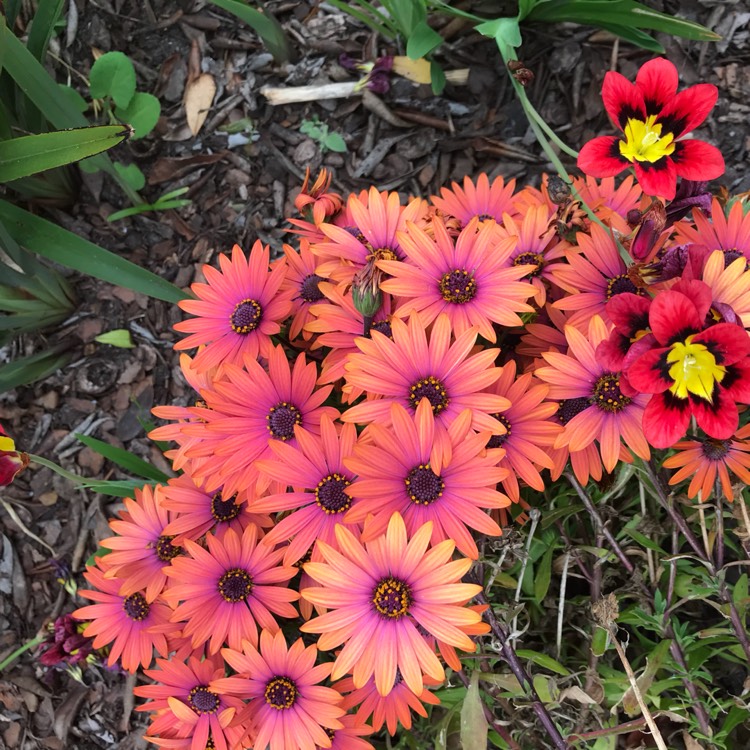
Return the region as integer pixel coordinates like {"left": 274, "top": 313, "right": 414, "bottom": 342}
{"left": 0, "top": 634, "right": 45, "bottom": 673}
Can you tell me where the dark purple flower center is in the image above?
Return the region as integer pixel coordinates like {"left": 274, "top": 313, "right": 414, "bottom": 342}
{"left": 211, "top": 491, "right": 242, "bottom": 522}
{"left": 405, "top": 464, "right": 444, "bottom": 505}
{"left": 188, "top": 685, "right": 220, "bottom": 714}
{"left": 606, "top": 274, "right": 640, "bottom": 299}
{"left": 122, "top": 592, "right": 149, "bottom": 621}
{"left": 300, "top": 273, "right": 325, "bottom": 303}
{"left": 217, "top": 568, "right": 253, "bottom": 603}
{"left": 701, "top": 438, "right": 731, "bottom": 461}
{"left": 513, "top": 252, "right": 545, "bottom": 277}
{"left": 370, "top": 319, "right": 393, "bottom": 338}
{"left": 315, "top": 473, "right": 352, "bottom": 514}
{"left": 372, "top": 577, "right": 411, "bottom": 619}
{"left": 722, "top": 248, "right": 746, "bottom": 267}
{"left": 593, "top": 374, "right": 631, "bottom": 413}
{"left": 409, "top": 376, "right": 449, "bottom": 414}
{"left": 267, "top": 402, "right": 302, "bottom": 441}
{"left": 439, "top": 269, "right": 477, "bottom": 304}
{"left": 264, "top": 676, "right": 298, "bottom": 709}
{"left": 230, "top": 298, "right": 262, "bottom": 334}
{"left": 477, "top": 213, "right": 494, "bottom": 221}
{"left": 156, "top": 535, "right": 181, "bottom": 562}
{"left": 558, "top": 397, "right": 590, "bottom": 425}
{"left": 486, "top": 415, "right": 512, "bottom": 449}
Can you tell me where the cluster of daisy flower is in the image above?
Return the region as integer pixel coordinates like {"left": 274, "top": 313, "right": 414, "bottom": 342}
{"left": 71, "top": 58, "right": 750, "bottom": 749}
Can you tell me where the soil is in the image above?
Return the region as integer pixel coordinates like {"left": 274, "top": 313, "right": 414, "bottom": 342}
{"left": 1, "top": 0, "right": 749, "bottom": 747}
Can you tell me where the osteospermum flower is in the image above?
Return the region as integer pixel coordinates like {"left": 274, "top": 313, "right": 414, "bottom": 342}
{"left": 663, "top": 424, "right": 750, "bottom": 501}
{"left": 174, "top": 242, "right": 292, "bottom": 372}
{"left": 378, "top": 217, "right": 535, "bottom": 340}
{"left": 345, "top": 400, "right": 508, "bottom": 559}
{"left": 342, "top": 313, "right": 509, "bottom": 454}
{"left": 73, "top": 560, "right": 175, "bottom": 673}
{"left": 624, "top": 280, "right": 750, "bottom": 447}
{"left": 281, "top": 239, "right": 329, "bottom": 341}
{"left": 176, "top": 347, "right": 337, "bottom": 497}
{"left": 552, "top": 222, "right": 642, "bottom": 328}
{"left": 701, "top": 250, "right": 750, "bottom": 328}
{"left": 163, "top": 524, "right": 299, "bottom": 653}
{"left": 431, "top": 173, "right": 517, "bottom": 227}
{"left": 675, "top": 197, "right": 750, "bottom": 261}
{"left": 99, "top": 484, "right": 179, "bottom": 602}
{"left": 210, "top": 628, "right": 345, "bottom": 750}
{"left": 577, "top": 57, "right": 724, "bottom": 200}
{"left": 336, "top": 674, "right": 441, "bottom": 736}
{"left": 573, "top": 175, "right": 643, "bottom": 235}
{"left": 301, "top": 512, "right": 484, "bottom": 696}
{"left": 135, "top": 654, "right": 245, "bottom": 750}
{"left": 535, "top": 316, "right": 650, "bottom": 472}
{"left": 253, "top": 416, "right": 361, "bottom": 565}
{"left": 483, "top": 361, "right": 561, "bottom": 504}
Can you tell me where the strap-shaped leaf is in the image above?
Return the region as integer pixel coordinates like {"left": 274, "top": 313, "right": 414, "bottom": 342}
{"left": 26, "top": 0, "right": 65, "bottom": 62}
{"left": 75, "top": 433, "right": 171, "bottom": 482}
{"left": 0, "top": 125, "right": 131, "bottom": 183}
{"left": 0, "top": 201, "right": 188, "bottom": 304}
{"left": 0, "top": 344, "right": 71, "bottom": 391}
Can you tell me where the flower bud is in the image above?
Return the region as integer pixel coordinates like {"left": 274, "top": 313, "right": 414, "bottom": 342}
{"left": 0, "top": 424, "right": 29, "bottom": 487}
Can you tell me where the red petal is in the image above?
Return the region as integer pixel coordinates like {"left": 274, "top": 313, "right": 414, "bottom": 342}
{"left": 626, "top": 348, "right": 672, "bottom": 393}
{"left": 648, "top": 290, "right": 702, "bottom": 344}
{"left": 693, "top": 323, "right": 750, "bottom": 366}
{"left": 691, "top": 390, "right": 738, "bottom": 440}
{"left": 634, "top": 158, "right": 677, "bottom": 201}
{"left": 670, "top": 279, "right": 713, "bottom": 324}
{"left": 577, "top": 137, "right": 629, "bottom": 178}
{"left": 722, "top": 360, "right": 750, "bottom": 403}
{"left": 671, "top": 139, "right": 725, "bottom": 181}
{"left": 657, "top": 84, "right": 718, "bottom": 138}
{"left": 635, "top": 58, "right": 678, "bottom": 115}
{"left": 605, "top": 293, "right": 651, "bottom": 337}
{"left": 642, "top": 392, "right": 691, "bottom": 448}
{"left": 595, "top": 334, "right": 630, "bottom": 372}
{"left": 602, "top": 70, "right": 646, "bottom": 129}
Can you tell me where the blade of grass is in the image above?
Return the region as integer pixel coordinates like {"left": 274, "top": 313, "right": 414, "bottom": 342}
{"left": 74, "top": 433, "right": 171, "bottom": 482}
{"left": 26, "top": 0, "right": 65, "bottom": 61}
{"left": 0, "top": 345, "right": 71, "bottom": 391}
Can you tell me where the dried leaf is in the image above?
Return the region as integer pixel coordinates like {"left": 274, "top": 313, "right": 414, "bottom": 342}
{"left": 184, "top": 73, "right": 216, "bottom": 136}
{"left": 558, "top": 685, "right": 598, "bottom": 705}
{"left": 392, "top": 55, "right": 432, "bottom": 84}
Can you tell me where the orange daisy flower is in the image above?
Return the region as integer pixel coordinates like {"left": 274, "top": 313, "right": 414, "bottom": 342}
{"left": 174, "top": 242, "right": 292, "bottom": 372}
{"left": 280, "top": 239, "right": 328, "bottom": 341}
{"left": 663, "top": 424, "right": 750, "bottom": 501}
{"left": 301, "top": 512, "right": 483, "bottom": 696}
{"left": 379, "top": 216, "right": 536, "bottom": 340}
{"left": 573, "top": 174, "right": 643, "bottom": 235}
{"left": 701, "top": 250, "right": 750, "bottom": 328}
{"left": 431, "top": 173, "right": 517, "bottom": 227}
{"left": 674, "top": 197, "right": 750, "bottom": 260}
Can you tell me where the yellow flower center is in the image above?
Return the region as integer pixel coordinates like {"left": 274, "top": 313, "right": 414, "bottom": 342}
{"left": 667, "top": 335, "right": 725, "bottom": 401}
{"left": 0, "top": 436, "right": 16, "bottom": 452}
{"left": 619, "top": 115, "right": 675, "bottom": 163}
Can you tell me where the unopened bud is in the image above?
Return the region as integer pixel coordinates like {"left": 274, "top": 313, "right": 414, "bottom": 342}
{"left": 547, "top": 176, "right": 571, "bottom": 205}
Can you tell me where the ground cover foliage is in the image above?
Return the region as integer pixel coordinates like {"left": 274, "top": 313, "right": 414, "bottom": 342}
{"left": 2, "top": 2, "right": 750, "bottom": 749}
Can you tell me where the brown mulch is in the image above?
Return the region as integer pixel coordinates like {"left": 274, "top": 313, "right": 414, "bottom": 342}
{"left": 1, "top": 0, "right": 749, "bottom": 747}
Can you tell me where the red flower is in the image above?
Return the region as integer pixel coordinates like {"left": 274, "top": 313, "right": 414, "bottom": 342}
{"left": 577, "top": 58, "right": 723, "bottom": 201}
{"left": 0, "top": 424, "right": 28, "bottom": 486}
{"left": 623, "top": 280, "right": 750, "bottom": 447}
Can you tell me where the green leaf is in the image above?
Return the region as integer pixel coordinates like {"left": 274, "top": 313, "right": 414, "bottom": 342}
{"left": 85, "top": 546, "right": 110, "bottom": 568}
{"left": 114, "top": 91, "right": 160, "bottom": 140}
{"left": 0, "top": 345, "right": 71, "bottom": 392}
{"left": 476, "top": 17, "right": 522, "bottom": 54}
{"left": 75, "top": 433, "right": 171, "bottom": 482}
{"left": 26, "top": 0, "right": 65, "bottom": 62}
{"left": 460, "top": 671, "right": 488, "bottom": 750}
{"left": 0, "top": 125, "right": 130, "bottom": 182}
{"left": 534, "top": 545, "right": 554, "bottom": 602}
{"left": 430, "top": 61, "right": 447, "bottom": 95}
{"left": 623, "top": 527, "right": 664, "bottom": 553}
{"left": 207, "top": 0, "right": 291, "bottom": 63}
{"left": 89, "top": 51, "right": 136, "bottom": 108}
{"left": 541, "top": 503, "right": 585, "bottom": 528}
{"left": 57, "top": 83, "right": 89, "bottom": 113}
{"left": 113, "top": 162, "right": 146, "bottom": 191}
{"left": 733, "top": 573, "right": 749, "bottom": 616}
{"left": 518, "top": 0, "right": 554, "bottom": 21}
{"left": 95, "top": 329, "right": 135, "bottom": 348}
{"left": 380, "top": 0, "right": 426, "bottom": 37}
{"left": 516, "top": 649, "right": 571, "bottom": 676}
{"left": 323, "top": 132, "right": 347, "bottom": 153}
{"left": 0, "top": 201, "right": 188, "bottom": 304}
{"left": 406, "top": 20, "right": 444, "bottom": 59}
{"left": 592, "top": 625, "right": 610, "bottom": 656}
{"left": 595, "top": 22, "right": 665, "bottom": 53}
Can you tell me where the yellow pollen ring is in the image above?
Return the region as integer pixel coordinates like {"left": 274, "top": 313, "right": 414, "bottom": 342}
{"left": 619, "top": 115, "right": 675, "bottom": 164}
{"left": 667, "top": 335, "right": 726, "bottom": 401}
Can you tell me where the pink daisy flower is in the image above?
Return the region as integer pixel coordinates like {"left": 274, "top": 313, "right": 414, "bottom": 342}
{"left": 320, "top": 715, "right": 374, "bottom": 750}
{"left": 280, "top": 239, "right": 329, "bottom": 341}
{"left": 163, "top": 524, "right": 299, "bottom": 653}
{"left": 431, "top": 173, "right": 517, "bottom": 227}
{"left": 573, "top": 175, "right": 643, "bottom": 235}
{"left": 178, "top": 347, "right": 338, "bottom": 497}
{"left": 675, "top": 196, "right": 750, "bottom": 261}
{"left": 254, "top": 416, "right": 361, "bottom": 566}
{"left": 301, "top": 512, "right": 484, "bottom": 696}
{"left": 174, "top": 242, "right": 293, "bottom": 372}
{"left": 210, "top": 628, "right": 345, "bottom": 750}
{"left": 379, "top": 216, "right": 536, "bottom": 340}
{"left": 160, "top": 473, "right": 272, "bottom": 544}
{"left": 342, "top": 312, "right": 509, "bottom": 457}
{"left": 135, "top": 654, "right": 246, "bottom": 750}
{"left": 73, "top": 559, "right": 176, "bottom": 672}
{"left": 551, "top": 222, "right": 642, "bottom": 329}
{"left": 99, "top": 483, "right": 179, "bottom": 602}
{"left": 344, "top": 399, "right": 508, "bottom": 559}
